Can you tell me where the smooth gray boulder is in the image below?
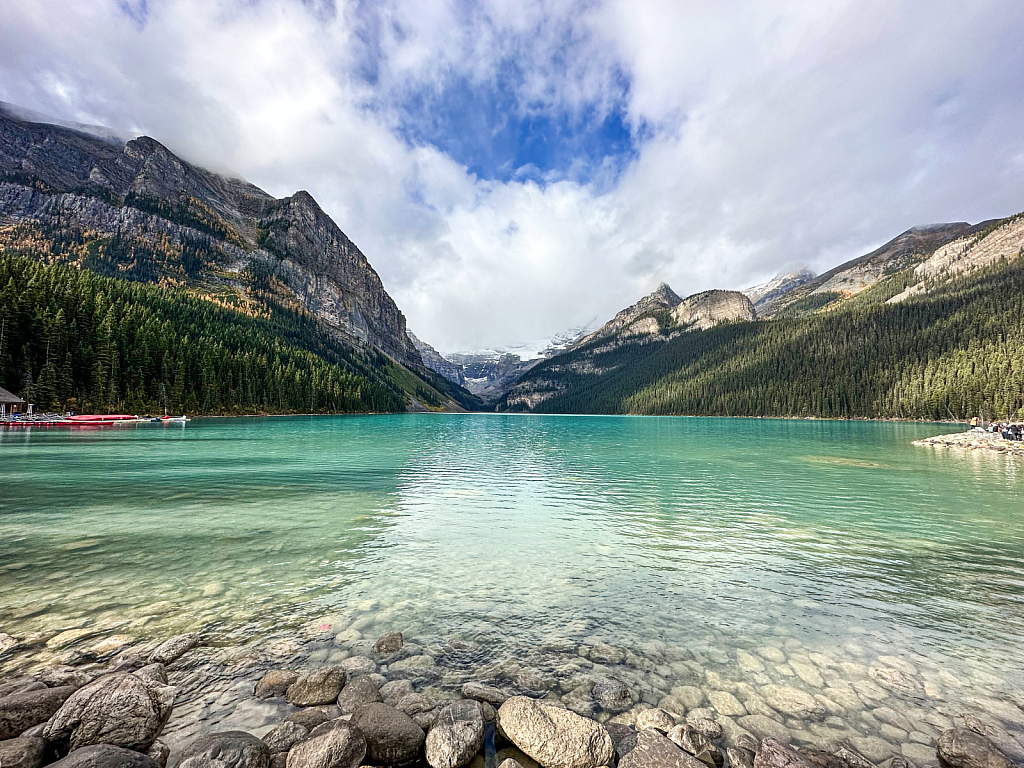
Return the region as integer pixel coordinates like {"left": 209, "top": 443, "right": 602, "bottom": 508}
{"left": 255, "top": 671, "right": 300, "bottom": 700}
{"left": 336, "top": 677, "right": 382, "bottom": 714}
{"left": 461, "top": 682, "right": 508, "bottom": 707}
{"left": 262, "top": 721, "right": 310, "bottom": 755}
{"left": 592, "top": 679, "right": 638, "bottom": 714}
{"left": 148, "top": 634, "right": 199, "bottom": 665}
{"left": 754, "top": 739, "right": 816, "bottom": 768}
{"left": 496, "top": 696, "right": 614, "bottom": 768}
{"left": 619, "top": 728, "right": 707, "bottom": 768}
{"left": 177, "top": 731, "right": 271, "bottom": 768}
{"left": 43, "top": 673, "right": 175, "bottom": 751}
{"left": 937, "top": 728, "right": 1016, "bottom": 768}
{"left": 287, "top": 669, "right": 347, "bottom": 707}
{"left": 373, "top": 632, "right": 403, "bottom": 655}
{"left": 286, "top": 721, "right": 366, "bottom": 768}
{"left": 425, "top": 700, "right": 485, "bottom": 768}
{"left": 351, "top": 702, "right": 425, "bottom": 765}
{"left": 0, "top": 734, "right": 46, "bottom": 768}
{"left": 47, "top": 744, "right": 160, "bottom": 768}
{"left": 497, "top": 760, "right": 523, "bottom": 768}
{"left": 0, "top": 686, "right": 77, "bottom": 740}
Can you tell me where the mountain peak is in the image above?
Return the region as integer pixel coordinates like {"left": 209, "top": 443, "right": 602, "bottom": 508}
{"left": 652, "top": 282, "right": 683, "bottom": 304}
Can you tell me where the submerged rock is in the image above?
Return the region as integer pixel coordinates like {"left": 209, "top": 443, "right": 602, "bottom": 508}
{"left": 497, "top": 696, "right": 614, "bottom": 768}
{"left": 286, "top": 721, "right": 366, "bottom": 768}
{"left": 380, "top": 681, "right": 415, "bottom": 705}
{"left": 425, "top": 700, "right": 485, "bottom": 768}
{"left": 148, "top": 634, "right": 199, "bottom": 665}
{"left": 47, "top": 744, "right": 159, "bottom": 768}
{"left": 387, "top": 656, "right": 437, "bottom": 680}
{"left": 373, "top": 633, "right": 404, "bottom": 655}
{"left": 177, "top": 731, "right": 271, "bottom": 768}
{"left": 761, "top": 686, "right": 825, "bottom": 721}
{"left": 937, "top": 728, "right": 1016, "bottom": 768}
{"left": 351, "top": 702, "right": 425, "bottom": 765}
{"left": 256, "top": 671, "right": 300, "bottom": 700}
{"left": 43, "top": 673, "right": 175, "bottom": 751}
{"left": 0, "top": 686, "right": 77, "bottom": 740}
{"left": 593, "top": 679, "right": 639, "bottom": 714}
{"left": 287, "top": 669, "right": 347, "bottom": 707}
{"left": 462, "top": 683, "right": 508, "bottom": 707}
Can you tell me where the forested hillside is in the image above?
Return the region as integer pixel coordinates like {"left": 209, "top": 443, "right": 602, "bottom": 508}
{"left": 0, "top": 252, "right": 472, "bottom": 415}
{"left": 501, "top": 257, "right": 1024, "bottom": 421}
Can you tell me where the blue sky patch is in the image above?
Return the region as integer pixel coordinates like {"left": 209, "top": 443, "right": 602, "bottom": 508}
{"left": 389, "top": 66, "right": 644, "bottom": 186}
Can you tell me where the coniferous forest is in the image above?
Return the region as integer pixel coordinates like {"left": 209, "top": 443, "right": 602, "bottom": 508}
{"left": 0, "top": 252, "right": 427, "bottom": 415}
{"left": 507, "top": 259, "right": 1024, "bottom": 421}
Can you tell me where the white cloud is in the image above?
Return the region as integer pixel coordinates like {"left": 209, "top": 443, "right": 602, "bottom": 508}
{"left": 2, "top": 0, "right": 1023, "bottom": 353}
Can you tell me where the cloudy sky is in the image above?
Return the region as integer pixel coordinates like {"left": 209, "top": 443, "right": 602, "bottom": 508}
{"left": 2, "top": 0, "right": 1024, "bottom": 353}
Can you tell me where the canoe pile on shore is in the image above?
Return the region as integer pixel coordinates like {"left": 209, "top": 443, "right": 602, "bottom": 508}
{"left": 913, "top": 431, "right": 1024, "bottom": 456}
{"left": 0, "top": 630, "right": 1021, "bottom": 768}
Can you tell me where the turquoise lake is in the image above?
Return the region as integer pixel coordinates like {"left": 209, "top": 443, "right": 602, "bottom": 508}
{"left": 1, "top": 414, "right": 1023, "bottom": 758}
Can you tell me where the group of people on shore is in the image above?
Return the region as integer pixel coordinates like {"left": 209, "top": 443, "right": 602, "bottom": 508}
{"left": 972, "top": 417, "right": 1024, "bottom": 440}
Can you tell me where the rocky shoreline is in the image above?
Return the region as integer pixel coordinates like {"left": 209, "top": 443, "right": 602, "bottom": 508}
{"left": 913, "top": 431, "right": 1024, "bottom": 456}
{"left": 1, "top": 629, "right": 1022, "bottom": 768}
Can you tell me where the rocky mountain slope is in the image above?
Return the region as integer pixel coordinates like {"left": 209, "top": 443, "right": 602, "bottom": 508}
{"left": 0, "top": 103, "right": 423, "bottom": 371}
{"left": 760, "top": 222, "right": 998, "bottom": 317}
{"left": 409, "top": 332, "right": 466, "bottom": 386}
{"left": 743, "top": 267, "right": 816, "bottom": 315}
{"left": 501, "top": 286, "right": 755, "bottom": 411}
{"left": 0, "top": 103, "right": 478, "bottom": 412}
{"left": 499, "top": 207, "right": 1024, "bottom": 419}
{"left": 412, "top": 325, "right": 595, "bottom": 400}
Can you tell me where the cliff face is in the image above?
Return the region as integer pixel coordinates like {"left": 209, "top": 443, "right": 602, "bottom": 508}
{"left": 0, "top": 104, "right": 423, "bottom": 372}
{"left": 672, "top": 289, "right": 755, "bottom": 329}
{"left": 409, "top": 332, "right": 466, "bottom": 386}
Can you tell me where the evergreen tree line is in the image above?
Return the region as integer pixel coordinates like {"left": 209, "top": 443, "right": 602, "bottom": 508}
{"left": 0, "top": 252, "right": 411, "bottom": 415}
{"left": 514, "top": 259, "right": 1024, "bottom": 421}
